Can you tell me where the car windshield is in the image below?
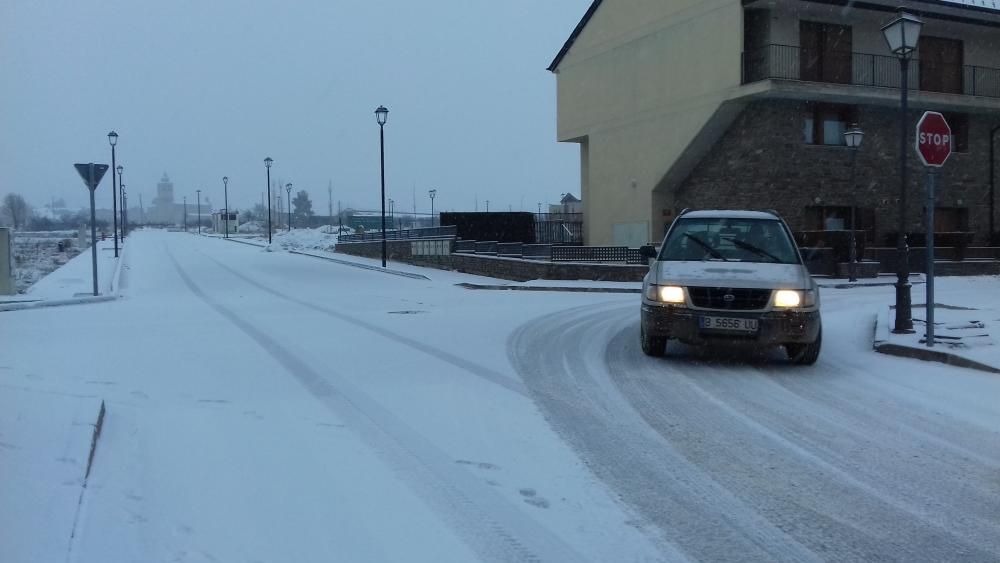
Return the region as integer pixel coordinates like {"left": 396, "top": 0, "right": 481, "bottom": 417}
{"left": 660, "top": 217, "right": 800, "bottom": 264}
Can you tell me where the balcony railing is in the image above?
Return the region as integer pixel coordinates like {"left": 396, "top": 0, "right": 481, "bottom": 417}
{"left": 742, "top": 44, "right": 1000, "bottom": 99}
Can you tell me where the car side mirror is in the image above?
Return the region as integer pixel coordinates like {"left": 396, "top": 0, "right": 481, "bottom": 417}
{"left": 639, "top": 245, "right": 657, "bottom": 260}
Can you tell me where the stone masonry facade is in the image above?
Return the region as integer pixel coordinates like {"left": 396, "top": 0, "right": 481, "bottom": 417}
{"left": 675, "top": 99, "right": 1000, "bottom": 245}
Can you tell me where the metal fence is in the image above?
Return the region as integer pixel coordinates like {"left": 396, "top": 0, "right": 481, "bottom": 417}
{"left": 742, "top": 44, "right": 1000, "bottom": 99}
{"left": 551, "top": 246, "right": 645, "bottom": 264}
{"left": 535, "top": 213, "right": 583, "bottom": 244}
{"left": 338, "top": 225, "right": 457, "bottom": 242}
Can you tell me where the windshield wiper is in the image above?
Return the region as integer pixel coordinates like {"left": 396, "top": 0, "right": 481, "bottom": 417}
{"left": 731, "top": 238, "right": 782, "bottom": 263}
{"left": 683, "top": 233, "right": 728, "bottom": 261}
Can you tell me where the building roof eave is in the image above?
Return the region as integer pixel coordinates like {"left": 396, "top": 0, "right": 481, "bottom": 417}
{"left": 547, "top": 0, "right": 604, "bottom": 72}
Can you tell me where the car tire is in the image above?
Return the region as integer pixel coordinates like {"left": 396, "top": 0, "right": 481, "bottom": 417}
{"left": 787, "top": 327, "right": 822, "bottom": 365}
{"left": 640, "top": 324, "right": 667, "bottom": 357}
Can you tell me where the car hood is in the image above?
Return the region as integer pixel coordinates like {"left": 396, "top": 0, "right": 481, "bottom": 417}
{"left": 656, "top": 261, "right": 811, "bottom": 289}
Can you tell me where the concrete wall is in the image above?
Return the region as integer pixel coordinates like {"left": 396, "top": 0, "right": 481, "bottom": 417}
{"left": 0, "top": 229, "right": 13, "bottom": 295}
{"left": 553, "top": 0, "right": 745, "bottom": 246}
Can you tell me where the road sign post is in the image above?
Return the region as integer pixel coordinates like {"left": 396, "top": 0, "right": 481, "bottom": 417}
{"left": 74, "top": 163, "right": 110, "bottom": 296}
{"left": 915, "top": 111, "right": 952, "bottom": 347}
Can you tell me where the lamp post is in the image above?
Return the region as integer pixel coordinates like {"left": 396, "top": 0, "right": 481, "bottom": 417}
{"left": 286, "top": 183, "right": 293, "bottom": 231}
{"left": 428, "top": 189, "right": 437, "bottom": 228}
{"left": 223, "top": 176, "right": 230, "bottom": 238}
{"left": 881, "top": 9, "right": 923, "bottom": 333}
{"left": 844, "top": 125, "right": 865, "bottom": 282}
{"left": 264, "top": 157, "right": 273, "bottom": 244}
{"left": 107, "top": 131, "right": 119, "bottom": 257}
{"left": 183, "top": 196, "right": 188, "bottom": 232}
{"left": 375, "top": 105, "right": 389, "bottom": 267}
{"left": 120, "top": 185, "right": 127, "bottom": 239}
{"left": 116, "top": 165, "right": 125, "bottom": 238}
{"left": 196, "top": 189, "right": 202, "bottom": 234}
{"left": 388, "top": 198, "right": 395, "bottom": 230}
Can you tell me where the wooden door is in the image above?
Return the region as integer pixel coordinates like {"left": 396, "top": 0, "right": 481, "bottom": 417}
{"left": 920, "top": 37, "right": 963, "bottom": 94}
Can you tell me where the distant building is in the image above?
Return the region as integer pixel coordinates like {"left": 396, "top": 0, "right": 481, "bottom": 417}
{"left": 212, "top": 211, "right": 239, "bottom": 234}
{"left": 549, "top": 193, "right": 583, "bottom": 215}
{"left": 147, "top": 172, "right": 210, "bottom": 225}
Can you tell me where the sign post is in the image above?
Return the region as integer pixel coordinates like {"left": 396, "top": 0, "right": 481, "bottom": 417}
{"left": 915, "top": 111, "right": 952, "bottom": 347}
{"left": 74, "top": 163, "right": 110, "bottom": 296}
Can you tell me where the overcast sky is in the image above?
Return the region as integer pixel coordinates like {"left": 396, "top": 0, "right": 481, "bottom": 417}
{"left": 1, "top": 0, "right": 589, "bottom": 216}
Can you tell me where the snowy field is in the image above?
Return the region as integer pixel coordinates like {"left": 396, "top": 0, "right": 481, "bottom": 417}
{"left": 1, "top": 229, "right": 999, "bottom": 562}
{"left": 10, "top": 230, "right": 86, "bottom": 292}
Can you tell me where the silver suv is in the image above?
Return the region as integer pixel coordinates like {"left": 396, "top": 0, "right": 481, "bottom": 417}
{"left": 639, "top": 209, "right": 821, "bottom": 364}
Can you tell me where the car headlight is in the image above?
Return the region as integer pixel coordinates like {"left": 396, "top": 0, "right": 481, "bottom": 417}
{"left": 774, "top": 289, "right": 816, "bottom": 308}
{"left": 645, "top": 284, "right": 685, "bottom": 304}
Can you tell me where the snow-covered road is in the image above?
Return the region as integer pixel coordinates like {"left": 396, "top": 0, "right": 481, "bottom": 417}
{"left": 3, "top": 230, "right": 999, "bottom": 562}
{"left": 510, "top": 290, "right": 1000, "bottom": 562}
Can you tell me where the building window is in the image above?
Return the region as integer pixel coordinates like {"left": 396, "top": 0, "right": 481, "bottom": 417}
{"left": 804, "top": 103, "right": 857, "bottom": 146}
{"left": 943, "top": 113, "right": 969, "bottom": 153}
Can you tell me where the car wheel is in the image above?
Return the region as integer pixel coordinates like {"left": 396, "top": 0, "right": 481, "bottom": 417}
{"left": 787, "top": 327, "right": 822, "bottom": 365}
{"left": 640, "top": 324, "right": 667, "bottom": 357}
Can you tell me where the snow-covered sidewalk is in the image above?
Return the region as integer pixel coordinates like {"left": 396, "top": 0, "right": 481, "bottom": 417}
{"left": 874, "top": 277, "right": 1000, "bottom": 373}
{"left": 1, "top": 238, "right": 125, "bottom": 310}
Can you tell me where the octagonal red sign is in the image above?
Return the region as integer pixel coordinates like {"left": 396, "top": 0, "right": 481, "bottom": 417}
{"left": 915, "top": 111, "right": 952, "bottom": 167}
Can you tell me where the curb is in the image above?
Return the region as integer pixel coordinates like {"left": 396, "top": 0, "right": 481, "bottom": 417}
{"left": 288, "top": 250, "right": 431, "bottom": 280}
{"left": 456, "top": 282, "right": 640, "bottom": 293}
{"left": 220, "top": 238, "right": 430, "bottom": 280}
{"left": 0, "top": 294, "right": 118, "bottom": 312}
{"left": 109, "top": 240, "right": 128, "bottom": 296}
{"left": 872, "top": 306, "right": 1000, "bottom": 374}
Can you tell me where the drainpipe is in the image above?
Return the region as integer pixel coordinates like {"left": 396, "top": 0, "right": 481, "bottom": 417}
{"left": 992, "top": 125, "right": 1000, "bottom": 241}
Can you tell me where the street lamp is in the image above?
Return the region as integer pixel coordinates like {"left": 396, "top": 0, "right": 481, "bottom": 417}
{"left": 844, "top": 125, "right": 865, "bottom": 282}
{"left": 375, "top": 105, "right": 389, "bottom": 267}
{"left": 428, "top": 189, "right": 437, "bottom": 228}
{"left": 881, "top": 9, "right": 923, "bottom": 333}
{"left": 116, "top": 165, "right": 125, "bottom": 238}
{"left": 286, "top": 183, "right": 293, "bottom": 231}
{"left": 107, "top": 131, "right": 119, "bottom": 257}
{"left": 264, "top": 157, "right": 273, "bottom": 244}
{"left": 223, "top": 176, "right": 230, "bottom": 238}
{"left": 121, "top": 184, "right": 127, "bottom": 239}
{"left": 196, "top": 189, "right": 202, "bottom": 234}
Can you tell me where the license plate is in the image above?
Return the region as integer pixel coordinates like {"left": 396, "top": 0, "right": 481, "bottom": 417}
{"left": 699, "top": 316, "right": 758, "bottom": 333}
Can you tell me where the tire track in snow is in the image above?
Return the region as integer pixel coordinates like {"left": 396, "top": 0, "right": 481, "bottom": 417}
{"left": 165, "top": 249, "right": 586, "bottom": 563}
{"left": 197, "top": 249, "right": 529, "bottom": 398}
{"left": 510, "top": 303, "right": 1000, "bottom": 562}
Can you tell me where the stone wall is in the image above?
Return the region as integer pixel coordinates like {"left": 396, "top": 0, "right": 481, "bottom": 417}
{"left": 676, "top": 99, "right": 1000, "bottom": 244}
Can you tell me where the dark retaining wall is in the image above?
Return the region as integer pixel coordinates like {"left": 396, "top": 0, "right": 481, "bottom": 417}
{"left": 335, "top": 240, "right": 649, "bottom": 282}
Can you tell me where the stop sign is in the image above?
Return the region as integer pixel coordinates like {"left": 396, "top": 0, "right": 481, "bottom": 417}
{"left": 915, "top": 111, "right": 952, "bottom": 167}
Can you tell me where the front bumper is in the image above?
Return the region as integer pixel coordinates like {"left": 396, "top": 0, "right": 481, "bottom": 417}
{"left": 641, "top": 303, "right": 820, "bottom": 346}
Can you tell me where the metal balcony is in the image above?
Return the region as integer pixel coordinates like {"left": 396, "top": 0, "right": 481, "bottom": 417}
{"left": 742, "top": 44, "right": 1000, "bottom": 99}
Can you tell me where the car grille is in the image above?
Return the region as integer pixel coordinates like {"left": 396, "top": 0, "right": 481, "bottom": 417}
{"left": 688, "top": 287, "right": 772, "bottom": 310}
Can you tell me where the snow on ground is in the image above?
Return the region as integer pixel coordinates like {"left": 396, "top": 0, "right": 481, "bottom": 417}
{"left": 22, "top": 238, "right": 121, "bottom": 300}
{"left": 10, "top": 231, "right": 86, "bottom": 293}
{"left": 2, "top": 230, "right": 999, "bottom": 562}
{"left": 879, "top": 276, "right": 1000, "bottom": 369}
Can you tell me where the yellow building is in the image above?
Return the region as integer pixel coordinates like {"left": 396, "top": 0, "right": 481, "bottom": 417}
{"left": 550, "top": 0, "right": 1000, "bottom": 246}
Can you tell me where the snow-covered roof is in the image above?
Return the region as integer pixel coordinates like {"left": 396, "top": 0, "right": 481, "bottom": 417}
{"left": 679, "top": 210, "right": 781, "bottom": 220}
